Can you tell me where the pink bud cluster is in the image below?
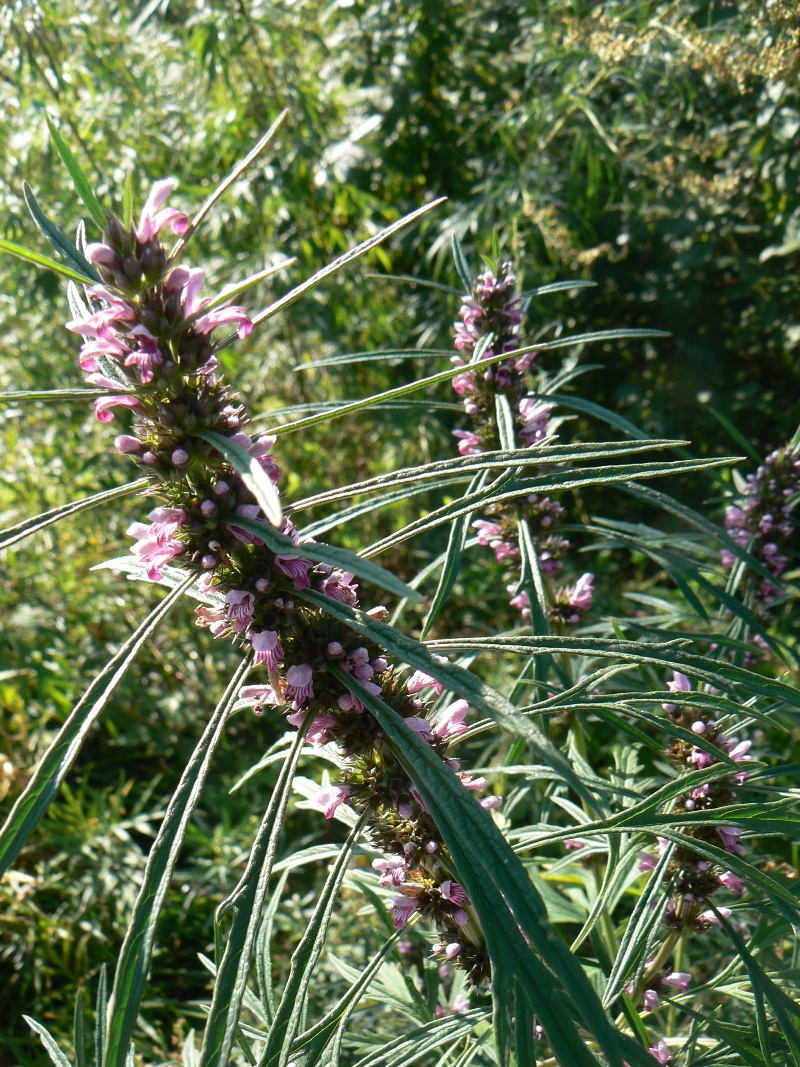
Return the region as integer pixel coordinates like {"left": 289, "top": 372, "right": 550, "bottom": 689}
{"left": 65, "top": 179, "right": 499, "bottom": 988}
{"left": 722, "top": 445, "right": 800, "bottom": 615}
{"left": 450, "top": 259, "right": 594, "bottom": 628}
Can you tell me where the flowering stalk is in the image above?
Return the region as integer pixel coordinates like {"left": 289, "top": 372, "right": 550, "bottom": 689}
{"left": 722, "top": 444, "right": 800, "bottom": 622}
{"left": 451, "top": 260, "right": 594, "bottom": 627}
{"left": 629, "top": 670, "right": 751, "bottom": 1020}
{"left": 67, "top": 177, "right": 499, "bottom": 984}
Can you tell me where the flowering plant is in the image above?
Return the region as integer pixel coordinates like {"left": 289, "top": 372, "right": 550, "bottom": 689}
{"left": 2, "top": 121, "right": 800, "bottom": 1067}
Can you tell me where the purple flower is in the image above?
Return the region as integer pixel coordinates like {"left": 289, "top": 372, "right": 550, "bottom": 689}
{"left": 565, "top": 572, "right": 594, "bottom": 614}
{"left": 643, "top": 989, "right": 660, "bottom": 1011}
{"left": 701, "top": 906, "right": 731, "bottom": 925}
{"left": 285, "top": 663, "right": 314, "bottom": 706}
{"left": 637, "top": 852, "right": 657, "bottom": 872}
{"left": 440, "top": 879, "right": 469, "bottom": 906}
{"left": 404, "top": 717, "right": 434, "bottom": 739}
{"left": 316, "top": 784, "right": 352, "bottom": 819}
{"left": 124, "top": 325, "right": 163, "bottom": 384}
{"left": 717, "top": 826, "right": 744, "bottom": 854}
{"left": 249, "top": 629, "right": 283, "bottom": 669}
{"left": 649, "top": 1039, "right": 672, "bottom": 1065}
{"left": 127, "top": 506, "right": 186, "bottom": 581}
{"left": 480, "top": 795, "right": 503, "bottom": 810}
{"left": 275, "top": 553, "right": 313, "bottom": 590}
{"left": 518, "top": 397, "right": 553, "bottom": 444}
{"left": 226, "top": 590, "right": 255, "bottom": 633}
{"left": 372, "top": 856, "right": 407, "bottom": 887}
{"left": 389, "top": 894, "right": 419, "bottom": 929}
{"left": 239, "top": 684, "right": 278, "bottom": 714}
{"left": 114, "top": 435, "right": 142, "bottom": 455}
{"left": 226, "top": 504, "right": 265, "bottom": 545}
{"left": 195, "top": 304, "right": 254, "bottom": 340}
{"left": 306, "top": 713, "right": 339, "bottom": 746}
{"left": 473, "top": 519, "right": 503, "bottom": 546}
{"left": 136, "top": 178, "right": 189, "bottom": 243}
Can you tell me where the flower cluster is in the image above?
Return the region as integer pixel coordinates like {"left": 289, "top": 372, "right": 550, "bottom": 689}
{"left": 628, "top": 671, "right": 751, "bottom": 1016}
{"left": 451, "top": 261, "right": 593, "bottom": 627}
{"left": 722, "top": 445, "right": 800, "bottom": 616}
{"left": 68, "top": 178, "right": 499, "bottom": 986}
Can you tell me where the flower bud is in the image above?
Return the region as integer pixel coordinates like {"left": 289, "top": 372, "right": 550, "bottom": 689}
{"left": 213, "top": 480, "right": 230, "bottom": 495}
{"left": 141, "top": 451, "right": 159, "bottom": 466}
{"left": 255, "top": 578, "right": 270, "bottom": 593}
{"left": 115, "top": 434, "right": 142, "bottom": 455}
{"left": 200, "top": 499, "right": 217, "bottom": 517}
{"left": 201, "top": 554, "right": 217, "bottom": 570}
{"left": 172, "top": 448, "right": 189, "bottom": 466}
{"left": 326, "top": 641, "right": 344, "bottom": 658}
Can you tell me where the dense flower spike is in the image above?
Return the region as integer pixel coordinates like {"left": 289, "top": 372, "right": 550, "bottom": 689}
{"left": 450, "top": 259, "right": 593, "bottom": 627}
{"left": 722, "top": 444, "right": 800, "bottom": 621}
{"left": 66, "top": 178, "right": 496, "bottom": 989}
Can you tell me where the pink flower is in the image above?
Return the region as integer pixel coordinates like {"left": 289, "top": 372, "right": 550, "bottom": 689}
{"left": 226, "top": 590, "right": 255, "bottom": 633}
{"left": 649, "top": 1039, "right": 672, "bottom": 1065}
{"left": 195, "top": 605, "right": 229, "bottom": 637}
{"left": 701, "top": 906, "right": 731, "bottom": 925}
{"left": 249, "top": 629, "right": 283, "bottom": 669}
{"left": 316, "top": 784, "right": 352, "bottom": 819}
{"left": 637, "top": 852, "right": 657, "bottom": 872}
{"left": 389, "top": 894, "right": 419, "bottom": 929}
{"left": 226, "top": 504, "right": 265, "bottom": 545}
{"left": 727, "top": 739, "right": 752, "bottom": 761}
{"left": 136, "top": 178, "right": 189, "bottom": 243}
{"left": 433, "top": 699, "right": 469, "bottom": 740}
{"left": 195, "top": 304, "right": 253, "bottom": 340}
{"left": 127, "top": 506, "right": 186, "bottom": 581}
{"left": 372, "top": 856, "right": 407, "bottom": 887}
{"left": 566, "top": 572, "right": 594, "bottom": 614}
{"left": 94, "top": 395, "right": 140, "bottom": 423}
{"left": 473, "top": 519, "right": 503, "bottom": 546}
{"left": 406, "top": 670, "right": 443, "bottom": 696}
{"left": 124, "top": 325, "right": 163, "bottom": 384}
{"left": 518, "top": 397, "right": 553, "bottom": 444}
{"left": 480, "top": 796, "right": 503, "bottom": 810}
{"left": 275, "top": 553, "right": 313, "bottom": 590}
{"left": 452, "top": 429, "right": 482, "bottom": 456}
{"left": 718, "top": 870, "right": 744, "bottom": 894}
{"left": 662, "top": 670, "right": 692, "bottom": 712}
{"left": 661, "top": 972, "right": 691, "bottom": 993}
{"left": 285, "top": 663, "right": 314, "bottom": 706}
{"left": 85, "top": 243, "right": 118, "bottom": 266}
{"left": 691, "top": 748, "right": 715, "bottom": 769}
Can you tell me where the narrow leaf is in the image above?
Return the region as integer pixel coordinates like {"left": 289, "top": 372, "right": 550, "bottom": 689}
{"left": 45, "top": 115, "right": 106, "bottom": 229}
{"left": 23, "top": 181, "right": 101, "bottom": 281}
{"left": 0, "top": 236, "right": 103, "bottom": 284}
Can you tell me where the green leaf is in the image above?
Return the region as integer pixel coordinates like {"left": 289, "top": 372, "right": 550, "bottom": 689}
{"left": 74, "top": 990, "right": 87, "bottom": 1067}
{"left": 0, "top": 576, "right": 193, "bottom": 878}
{"left": 0, "top": 388, "right": 104, "bottom": 404}
{"left": 23, "top": 182, "right": 101, "bottom": 281}
{"left": 229, "top": 515, "right": 422, "bottom": 603}
{"left": 45, "top": 115, "right": 107, "bottom": 230}
{"left": 293, "top": 348, "right": 452, "bottom": 372}
{"left": 199, "top": 717, "right": 312, "bottom": 1067}
{"left": 451, "top": 236, "right": 473, "bottom": 291}
{"left": 103, "top": 657, "right": 251, "bottom": 1067}
{"left": 196, "top": 430, "right": 282, "bottom": 527}
{"left": 261, "top": 329, "right": 670, "bottom": 437}
{"left": 123, "top": 168, "right": 134, "bottom": 230}
{"left": 258, "top": 815, "right": 367, "bottom": 1067}
{"left": 334, "top": 672, "right": 652, "bottom": 1067}
{"left": 0, "top": 479, "right": 148, "bottom": 553}
{"left": 351, "top": 1012, "right": 486, "bottom": 1067}
{"left": 0, "top": 235, "right": 103, "bottom": 284}
{"left": 24, "top": 1017, "right": 72, "bottom": 1067}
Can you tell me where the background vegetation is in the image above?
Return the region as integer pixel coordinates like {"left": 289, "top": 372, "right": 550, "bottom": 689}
{"left": 1, "top": 1, "right": 799, "bottom": 1062}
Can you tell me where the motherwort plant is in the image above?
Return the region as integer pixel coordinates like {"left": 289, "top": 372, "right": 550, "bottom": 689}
{"left": 3, "top": 122, "right": 798, "bottom": 1067}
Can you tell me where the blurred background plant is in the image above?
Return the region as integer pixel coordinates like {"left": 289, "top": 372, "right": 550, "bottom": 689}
{"left": 2, "top": 0, "right": 800, "bottom": 1063}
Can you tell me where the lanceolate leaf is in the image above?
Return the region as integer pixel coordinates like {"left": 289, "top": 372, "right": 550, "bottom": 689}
{"left": 23, "top": 181, "right": 101, "bottom": 281}
{"left": 45, "top": 116, "right": 107, "bottom": 230}
{"left": 334, "top": 672, "right": 653, "bottom": 1067}
{"left": 298, "top": 589, "right": 605, "bottom": 815}
{"left": 0, "top": 576, "right": 193, "bottom": 877}
{"left": 0, "top": 236, "right": 103, "bottom": 284}
{"left": 0, "top": 479, "right": 148, "bottom": 552}
{"left": 23, "top": 1017, "right": 72, "bottom": 1067}
{"left": 199, "top": 717, "right": 312, "bottom": 1067}
{"left": 103, "top": 657, "right": 252, "bottom": 1067}
{"left": 197, "top": 430, "right": 283, "bottom": 527}
{"left": 229, "top": 515, "right": 422, "bottom": 603}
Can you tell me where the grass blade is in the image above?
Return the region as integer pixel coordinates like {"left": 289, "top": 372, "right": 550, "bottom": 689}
{"left": 0, "top": 575, "right": 193, "bottom": 877}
